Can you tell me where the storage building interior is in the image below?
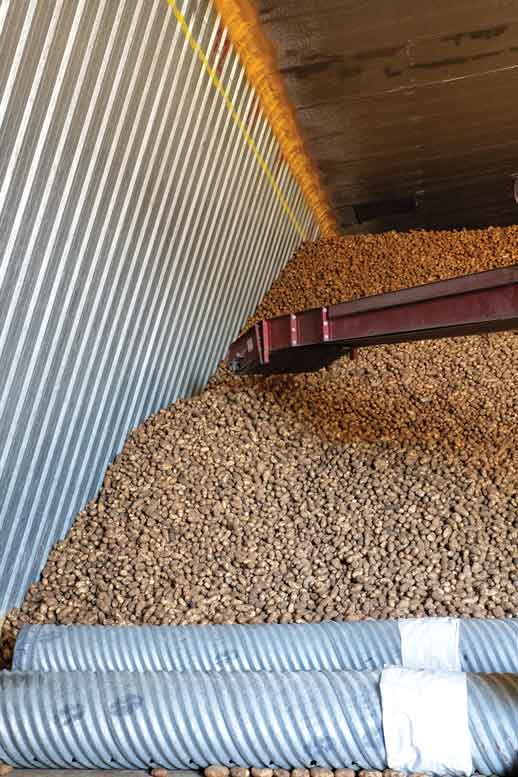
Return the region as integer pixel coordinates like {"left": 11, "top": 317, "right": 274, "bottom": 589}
{"left": 0, "top": 0, "right": 516, "bottom": 774}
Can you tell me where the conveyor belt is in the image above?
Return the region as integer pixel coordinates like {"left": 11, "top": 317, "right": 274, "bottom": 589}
{"left": 226, "top": 265, "right": 518, "bottom": 375}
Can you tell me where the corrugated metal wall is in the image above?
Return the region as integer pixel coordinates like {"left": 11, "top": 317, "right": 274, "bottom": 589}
{"left": 0, "top": 0, "right": 319, "bottom": 616}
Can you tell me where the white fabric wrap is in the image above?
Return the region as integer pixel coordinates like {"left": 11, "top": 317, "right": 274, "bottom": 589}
{"left": 380, "top": 666, "right": 472, "bottom": 776}
{"left": 399, "top": 617, "right": 461, "bottom": 671}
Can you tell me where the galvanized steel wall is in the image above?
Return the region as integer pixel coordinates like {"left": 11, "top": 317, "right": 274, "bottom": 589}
{"left": 0, "top": 0, "right": 319, "bottom": 616}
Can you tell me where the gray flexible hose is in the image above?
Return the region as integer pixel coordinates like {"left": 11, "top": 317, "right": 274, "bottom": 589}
{"left": 13, "top": 618, "right": 518, "bottom": 673}
{"left": 0, "top": 669, "right": 516, "bottom": 773}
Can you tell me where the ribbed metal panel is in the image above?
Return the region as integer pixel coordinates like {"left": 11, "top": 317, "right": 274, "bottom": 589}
{"left": 14, "top": 619, "right": 518, "bottom": 675}
{"left": 0, "top": 0, "right": 318, "bottom": 616}
{"left": 0, "top": 669, "right": 386, "bottom": 770}
{"left": 1, "top": 670, "right": 517, "bottom": 772}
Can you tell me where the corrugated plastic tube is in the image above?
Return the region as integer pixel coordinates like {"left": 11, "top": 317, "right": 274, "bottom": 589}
{"left": 13, "top": 618, "right": 518, "bottom": 673}
{"left": 0, "top": 669, "right": 516, "bottom": 773}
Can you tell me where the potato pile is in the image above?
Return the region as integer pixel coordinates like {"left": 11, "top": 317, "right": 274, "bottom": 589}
{"left": 206, "top": 767, "right": 430, "bottom": 777}
{"left": 2, "top": 226, "right": 518, "bottom": 667}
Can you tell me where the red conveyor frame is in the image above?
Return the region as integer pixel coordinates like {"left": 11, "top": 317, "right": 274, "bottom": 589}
{"left": 225, "top": 265, "right": 518, "bottom": 375}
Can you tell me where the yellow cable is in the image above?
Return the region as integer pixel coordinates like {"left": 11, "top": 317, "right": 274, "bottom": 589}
{"left": 166, "top": 0, "right": 307, "bottom": 240}
{"left": 212, "top": 0, "right": 338, "bottom": 237}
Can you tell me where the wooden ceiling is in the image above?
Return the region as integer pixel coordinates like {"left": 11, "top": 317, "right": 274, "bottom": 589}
{"left": 257, "top": 0, "right": 518, "bottom": 233}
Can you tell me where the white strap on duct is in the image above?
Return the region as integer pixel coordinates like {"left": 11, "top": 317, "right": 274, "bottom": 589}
{"left": 399, "top": 617, "right": 461, "bottom": 671}
{"left": 380, "top": 666, "right": 472, "bottom": 776}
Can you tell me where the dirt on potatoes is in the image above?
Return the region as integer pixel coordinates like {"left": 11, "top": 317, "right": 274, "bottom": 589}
{"left": 2, "top": 226, "right": 518, "bottom": 667}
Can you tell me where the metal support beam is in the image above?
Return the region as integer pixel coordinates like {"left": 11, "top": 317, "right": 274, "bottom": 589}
{"left": 226, "top": 265, "right": 518, "bottom": 376}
